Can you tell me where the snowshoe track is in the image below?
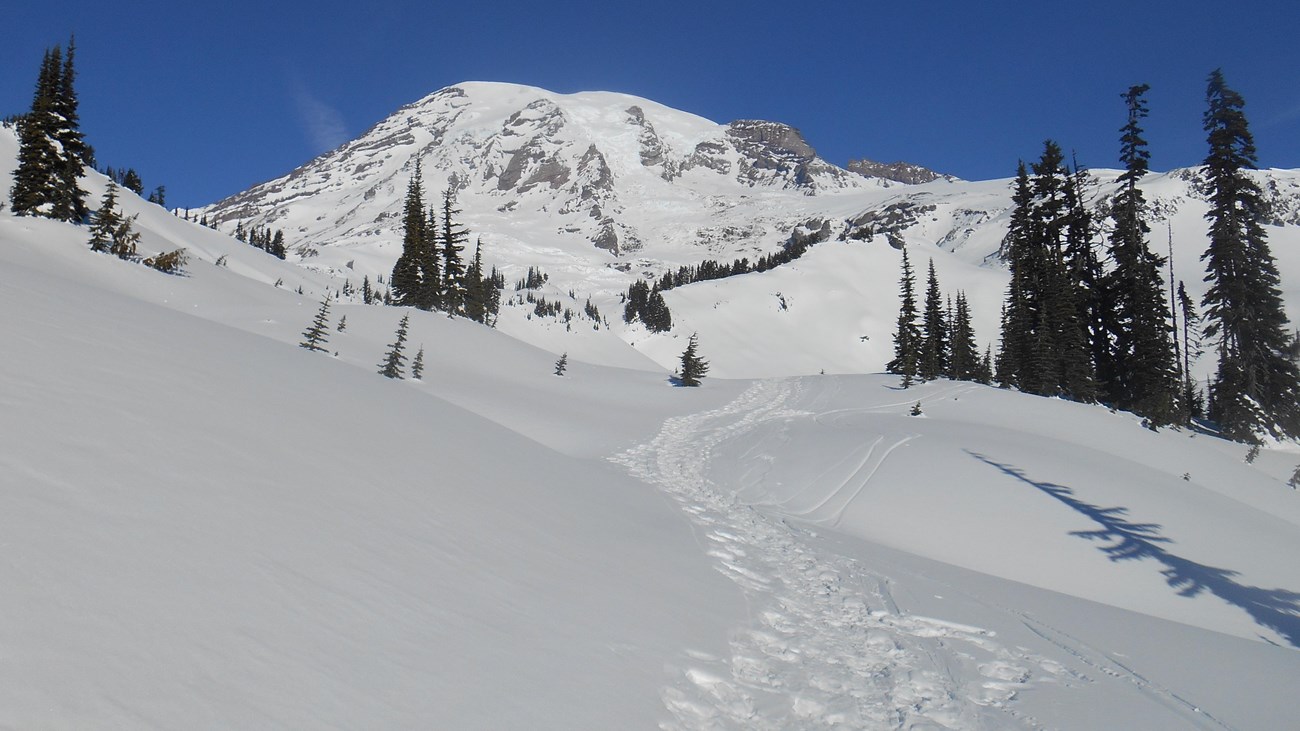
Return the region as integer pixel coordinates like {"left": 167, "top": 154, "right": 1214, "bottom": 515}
{"left": 613, "top": 378, "right": 1048, "bottom": 730}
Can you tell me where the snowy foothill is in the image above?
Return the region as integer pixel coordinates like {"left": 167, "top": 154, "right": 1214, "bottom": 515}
{"left": 3, "top": 111, "right": 1300, "bottom": 729}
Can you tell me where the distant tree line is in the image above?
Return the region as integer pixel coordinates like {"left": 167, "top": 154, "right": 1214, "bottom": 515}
{"left": 233, "top": 220, "right": 287, "bottom": 259}
{"left": 100, "top": 166, "right": 166, "bottom": 207}
{"left": 620, "top": 223, "right": 829, "bottom": 333}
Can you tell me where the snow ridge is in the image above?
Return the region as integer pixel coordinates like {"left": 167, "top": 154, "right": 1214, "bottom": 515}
{"left": 613, "top": 379, "right": 1054, "bottom": 729}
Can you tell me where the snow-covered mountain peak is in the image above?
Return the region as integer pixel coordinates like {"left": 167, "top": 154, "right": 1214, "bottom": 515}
{"left": 202, "top": 81, "right": 893, "bottom": 264}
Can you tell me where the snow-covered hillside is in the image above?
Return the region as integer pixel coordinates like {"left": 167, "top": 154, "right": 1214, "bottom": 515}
{"left": 196, "top": 82, "right": 1300, "bottom": 381}
{"left": 3, "top": 126, "right": 1300, "bottom": 729}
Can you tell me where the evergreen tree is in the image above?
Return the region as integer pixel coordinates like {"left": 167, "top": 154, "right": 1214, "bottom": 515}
{"left": 337, "top": 314, "right": 348, "bottom": 332}
{"left": 1064, "top": 160, "right": 1113, "bottom": 390}
{"left": 9, "top": 49, "right": 65, "bottom": 218}
{"left": 1104, "top": 84, "right": 1181, "bottom": 426}
{"left": 109, "top": 214, "right": 140, "bottom": 260}
{"left": 390, "top": 164, "right": 434, "bottom": 309}
{"left": 949, "top": 292, "right": 981, "bottom": 381}
{"left": 147, "top": 185, "right": 166, "bottom": 208}
{"left": 462, "top": 239, "right": 485, "bottom": 323}
{"left": 54, "top": 38, "right": 91, "bottom": 167}
{"left": 50, "top": 39, "right": 88, "bottom": 222}
{"left": 411, "top": 346, "right": 425, "bottom": 380}
{"left": 268, "top": 229, "right": 286, "bottom": 259}
{"left": 1199, "top": 70, "right": 1300, "bottom": 441}
{"left": 1177, "top": 281, "right": 1205, "bottom": 418}
{"left": 998, "top": 145, "right": 1095, "bottom": 401}
{"left": 299, "top": 297, "right": 332, "bottom": 352}
{"left": 642, "top": 289, "right": 672, "bottom": 332}
{"left": 977, "top": 344, "right": 994, "bottom": 385}
{"left": 624, "top": 279, "right": 650, "bottom": 323}
{"left": 87, "top": 182, "right": 121, "bottom": 253}
{"left": 919, "top": 258, "right": 948, "bottom": 381}
{"left": 121, "top": 168, "right": 143, "bottom": 195}
{"left": 378, "top": 314, "right": 411, "bottom": 379}
{"left": 997, "top": 163, "right": 1035, "bottom": 390}
{"left": 554, "top": 352, "right": 568, "bottom": 376}
{"left": 1033, "top": 142, "right": 1095, "bottom": 401}
{"left": 440, "top": 188, "right": 469, "bottom": 314}
{"left": 677, "top": 332, "right": 709, "bottom": 386}
{"left": 887, "top": 246, "right": 922, "bottom": 387}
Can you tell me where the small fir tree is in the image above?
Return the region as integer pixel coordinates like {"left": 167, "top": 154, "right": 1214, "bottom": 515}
{"left": 87, "top": 183, "right": 122, "bottom": 253}
{"left": 378, "top": 314, "right": 411, "bottom": 379}
{"left": 554, "top": 352, "right": 568, "bottom": 376}
{"left": 109, "top": 214, "right": 141, "bottom": 259}
{"left": 299, "top": 297, "right": 332, "bottom": 352}
{"left": 1177, "top": 281, "right": 1205, "bottom": 417}
{"left": 677, "top": 333, "right": 709, "bottom": 387}
{"left": 336, "top": 314, "right": 348, "bottom": 332}
{"left": 411, "top": 346, "right": 425, "bottom": 380}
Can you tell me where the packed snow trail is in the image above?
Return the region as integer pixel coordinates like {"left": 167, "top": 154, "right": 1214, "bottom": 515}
{"left": 613, "top": 378, "right": 1048, "bottom": 730}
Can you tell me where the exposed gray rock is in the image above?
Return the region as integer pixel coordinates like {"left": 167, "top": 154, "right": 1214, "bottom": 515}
{"left": 847, "top": 158, "right": 947, "bottom": 185}
{"left": 626, "top": 106, "right": 668, "bottom": 168}
{"left": 726, "top": 120, "right": 817, "bottom": 189}
{"left": 575, "top": 144, "right": 614, "bottom": 199}
{"left": 686, "top": 140, "right": 732, "bottom": 176}
{"left": 592, "top": 219, "right": 620, "bottom": 254}
{"left": 845, "top": 200, "right": 938, "bottom": 244}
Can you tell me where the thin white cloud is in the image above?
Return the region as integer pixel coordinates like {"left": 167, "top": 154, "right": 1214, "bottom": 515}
{"left": 291, "top": 82, "right": 349, "bottom": 154}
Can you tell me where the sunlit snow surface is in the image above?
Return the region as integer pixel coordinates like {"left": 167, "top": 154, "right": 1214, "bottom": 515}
{"left": 2, "top": 124, "right": 1300, "bottom": 729}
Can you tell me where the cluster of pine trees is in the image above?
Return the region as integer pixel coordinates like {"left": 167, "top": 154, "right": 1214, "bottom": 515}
{"left": 911, "top": 73, "right": 1299, "bottom": 443}
{"left": 233, "top": 221, "right": 287, "bottom": 259}
{"left": 389, "top": 163, "right": 502, "bottom": 325}
{"left": 622, "top": 279, "right": 672, "bottom": 332}
{"left": 8, "top": 39, "right": 91, "bottom": 221}
{"left": 888, "top": 249, "right": 992, "bottom": 387}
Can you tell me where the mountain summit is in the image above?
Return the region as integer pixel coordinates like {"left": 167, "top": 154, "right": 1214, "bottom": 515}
{"left": 203, "top": 82, "right": 921, "bottom": 259}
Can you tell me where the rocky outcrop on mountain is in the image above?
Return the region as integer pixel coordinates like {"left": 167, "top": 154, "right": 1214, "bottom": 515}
{"left": 626, "top": 106, "right": 667, "bottom": 169}
{"left": 847, "top": 158, "right": 949, "bottom": 185}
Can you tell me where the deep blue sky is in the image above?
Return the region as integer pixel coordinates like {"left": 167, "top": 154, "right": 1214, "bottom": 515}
{"left": 5, "top": 1, "right": 1297, "bottom": 208}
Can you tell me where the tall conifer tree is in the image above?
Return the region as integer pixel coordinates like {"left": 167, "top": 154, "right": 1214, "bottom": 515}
{"left": 1199, "top": 70, "right": 1300, "bottom": 441}
{"left": 919, "top": 258, "right": 948, "bottom": 381}
{"left": 888, "top": 247, "right": 922, "bottom": 387}
{"left": 390, "top": 164, "right": 431, "bottom": 309}
{"left": 440, "top": 188, "right": 468, "bottom": 314}
{"left": 1105, "top": 84, "right": 1181, "bottom": 425}
{"left": 949, "top": 292, "right": 980, "bottom": 381}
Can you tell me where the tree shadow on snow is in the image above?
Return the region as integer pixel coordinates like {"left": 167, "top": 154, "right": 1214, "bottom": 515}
{"left": 967, "top": 450, "right": 1300, "bottom": 648}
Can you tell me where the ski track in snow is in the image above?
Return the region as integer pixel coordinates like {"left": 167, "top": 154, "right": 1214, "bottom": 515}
{"left": 613, "top": 378, "right": 1056, "bottom": 730}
